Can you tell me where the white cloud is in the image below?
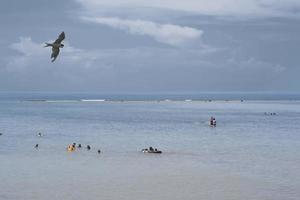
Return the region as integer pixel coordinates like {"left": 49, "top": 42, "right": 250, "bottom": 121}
{"left": 76, "top": 0, "right": 300, "bottom": 18}
{"left": 81, "top": 17, "right": 203, "bottom": 46}
{"left": 227, "top": 57, "right": 286, "bottom": 73}
{"left": 7, "top": 37, "right": 88, "bottom": 69}
{"left": 10, "top": 37, "right": 48, "bottom": 57}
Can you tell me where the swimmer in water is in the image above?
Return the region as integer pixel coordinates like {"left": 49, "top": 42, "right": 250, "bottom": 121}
{"left": 35, "top": 144, "right": 39, "bottom": 148}
{"left": 97, "top": 149, "right": 101, "bottom": 154}
{"left": 87, "top": 145, "right": 91, "bottom": 150}
{"left": 142, "top": 148, "right": 148, "bottom": 153}
{"left": 149, "top": 147, "right": 154, "bottom": 152}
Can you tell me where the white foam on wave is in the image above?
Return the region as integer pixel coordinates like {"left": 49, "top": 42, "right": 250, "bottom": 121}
{"left": 81, "top": 99, "right": 106, "bottom": 102}
{"left": 45, "top": 100, "right": 79, "bottom": 103}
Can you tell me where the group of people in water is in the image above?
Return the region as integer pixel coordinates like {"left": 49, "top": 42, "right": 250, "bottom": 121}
{"left": 35, "top": 142, "right": 101, "bottom": 153}
{"left": 34, "top": 134, "right": 102, "bottom": 154}
{"left": 33, "top": 133, "right": 162, "bottom": 154}
{"left": 66, "top": 143, "right": 99, "bottom": 153}
{"left": 141, "top": 146, "right": 162, "bottom": 154}
{"left": 29, "top": 113, "right": 269, "bottom": 154}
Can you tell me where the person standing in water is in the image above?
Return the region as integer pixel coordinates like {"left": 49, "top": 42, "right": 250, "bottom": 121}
{"left": 210, "top": 117, "right": 216, "bottom": 126}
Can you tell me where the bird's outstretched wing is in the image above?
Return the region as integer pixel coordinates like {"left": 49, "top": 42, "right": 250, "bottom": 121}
{"left": 54, "top": 32, "right": 65, "bottom": 44}
{"left": 51, "top": 47, "right": 60, "bottom": 62}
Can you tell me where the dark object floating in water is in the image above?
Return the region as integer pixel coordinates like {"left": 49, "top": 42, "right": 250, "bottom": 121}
{"left": 264, "top": 112, "right": 277, "bottom": 116}
{"left": 35, "top": 144, "right": 39, "bottom": 148}
{"left": 37, "top": 132, "right": 42, "bottom": 137}
{"left": 0, "top": 133, "right": 2, "bottom": 136}
{"left": 78, "top": 144, "right": 82, "bottom": 148}
{"left": 87, "top": 145, "right": 91, "bottom": 150}
{"left": 141, "top": 146, "right": 162, "bottom": 154}
{"left": 97, "top": 149, "right": 101, "bottom": 154}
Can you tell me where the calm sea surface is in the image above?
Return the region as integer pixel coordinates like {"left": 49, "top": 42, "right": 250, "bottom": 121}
{"left": 0, "top": 93, "right": 299, "bottom": 200}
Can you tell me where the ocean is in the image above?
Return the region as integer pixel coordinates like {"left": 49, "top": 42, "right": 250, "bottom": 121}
{"left": 0, "top": 92, "right": 299, "bottom": 200}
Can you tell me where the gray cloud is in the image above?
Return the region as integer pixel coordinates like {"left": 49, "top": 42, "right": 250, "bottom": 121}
{"left": 76, "top": 0, "right": 300, "bottom": 18}
{"left": 3, "top": 36, "right": 289, "bottom": 92}
{"left": 0, "top": 0, "right": 299, "bottom": 92}
{"left": 81, "top": 17, "right": 203, "bottom": 47}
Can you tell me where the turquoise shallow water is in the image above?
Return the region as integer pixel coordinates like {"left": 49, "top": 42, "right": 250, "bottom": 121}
{"left": 0, "top": 98, "right": 300, "bottom": 200}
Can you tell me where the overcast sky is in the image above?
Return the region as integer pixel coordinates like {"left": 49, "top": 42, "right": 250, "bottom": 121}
{"left": 0, "top": 0, "right": 300, "bottom": 93}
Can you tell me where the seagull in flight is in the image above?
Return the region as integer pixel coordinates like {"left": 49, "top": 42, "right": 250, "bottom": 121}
{"left": 44, "top": 32, "right": 65, "bottom": 62}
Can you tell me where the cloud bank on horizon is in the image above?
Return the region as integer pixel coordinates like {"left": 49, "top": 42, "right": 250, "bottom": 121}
{"left": 0, "top": 0, "right": 299, "bottom": 92}
{"left": 77, "top": 0, "right": 300, "bottom": 18}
